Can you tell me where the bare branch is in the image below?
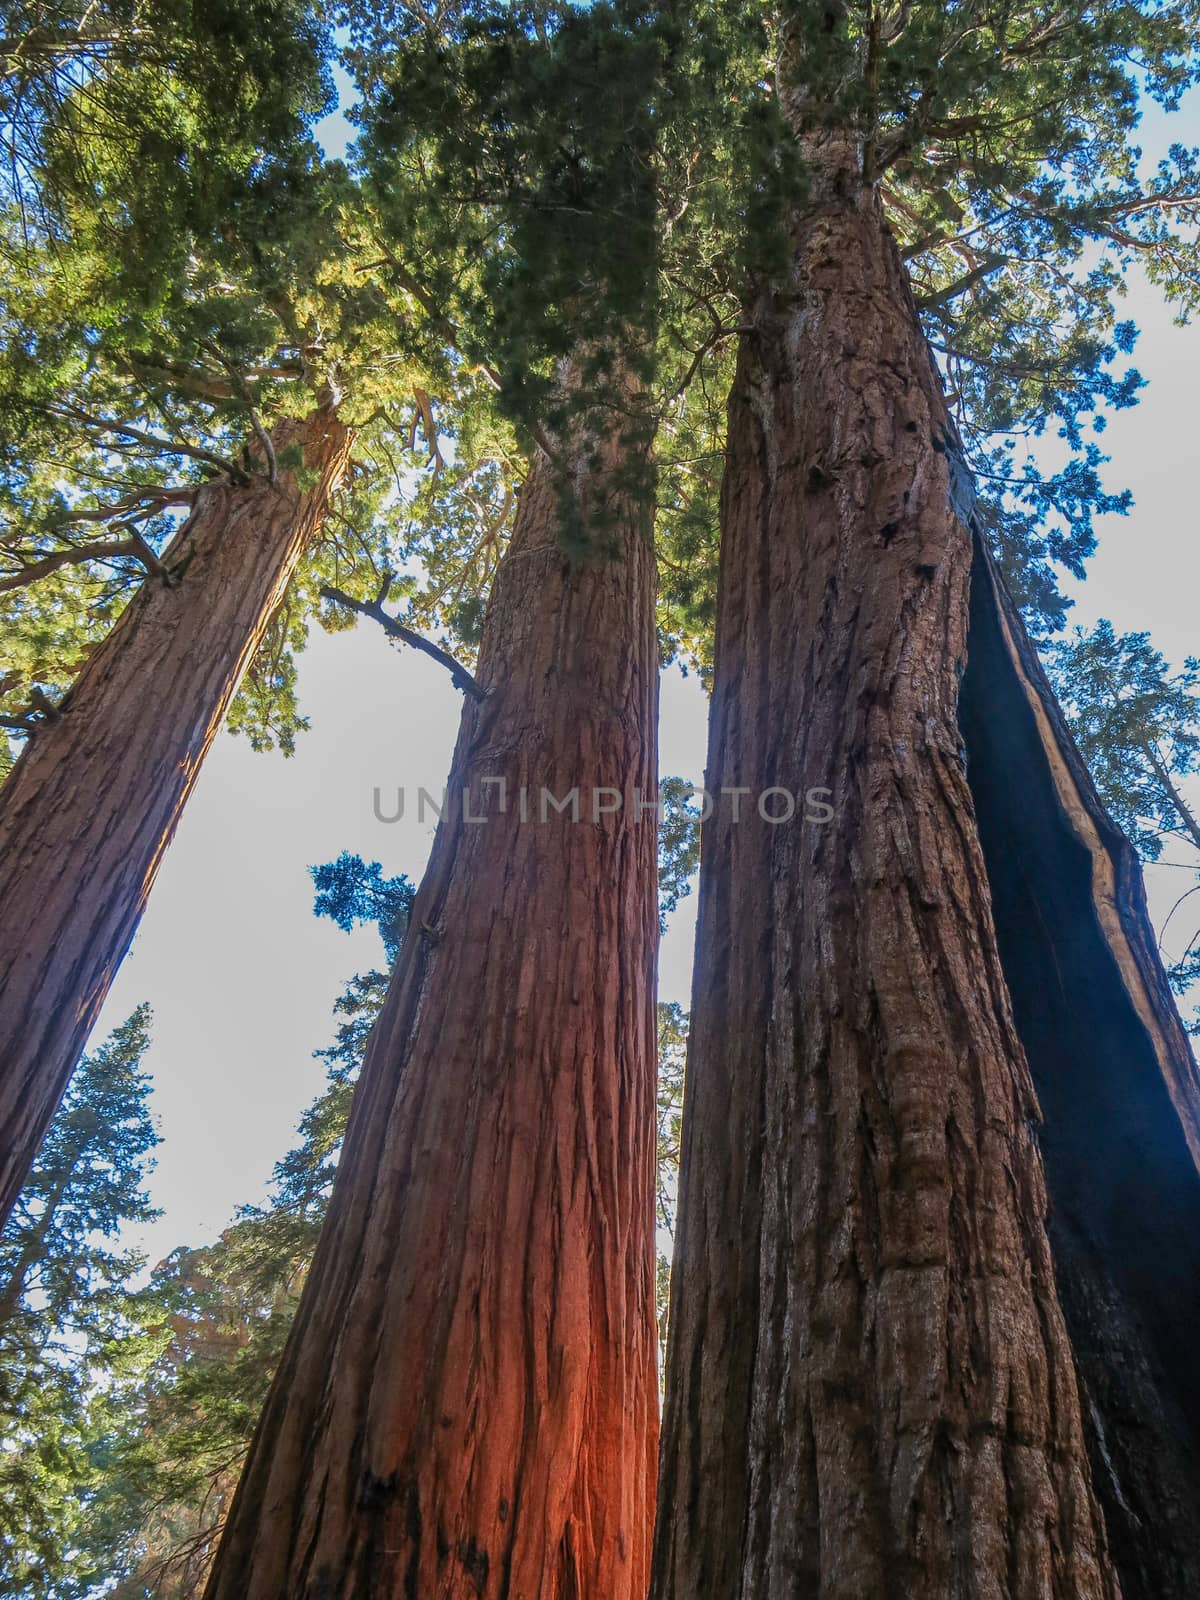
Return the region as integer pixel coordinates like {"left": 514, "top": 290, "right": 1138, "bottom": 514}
{"left": 44, "top": 485, "right": 197, "bottom": 529}
{"left": 913, "top": 254, "right": 1007, "bottom": 311}
{"left": 411, "top": 387, "right": 446, "bottom": 478}
{"left": 320, "top": 584, "right": 484, "bottom": 700}
{"left": 0, "top": 536, "right": 144, "bottom": 593}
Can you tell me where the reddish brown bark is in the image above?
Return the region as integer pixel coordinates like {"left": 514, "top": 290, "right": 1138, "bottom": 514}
{"left": 203, "top": 428, "right": 660, "bottom": 1599}
{"left": 652, "top": 188, "right": 1124, "bottom": 1597}
{"left": 0, "top": 408, "right": 351, "bottom": 1225}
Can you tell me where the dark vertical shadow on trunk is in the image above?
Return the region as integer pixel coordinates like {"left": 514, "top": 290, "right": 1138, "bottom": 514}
{"left": 960, "top": 534, "right": 1200, "bottom": 1599}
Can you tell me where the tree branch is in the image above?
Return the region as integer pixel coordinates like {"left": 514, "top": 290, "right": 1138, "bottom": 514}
{"left": 203, "top": 343, "right": 277, "bottom": 481}
{"left": 53, "top": 405, "right": 248, "bottom": 481}
{"left": 362, "top": 243, "right": 502, "bottom": 392}
{"left": 1144, "top": 742, "right": 1200, "bottom": 857}
{"left": 914, "top": 254, "right": 1008, "bottom": 311}
{"left": 48, "top": 484, "right": 197, "bottom": 529}
{"left": 0, "top": 536, "right": 146, "bottom": 593}
{"left": 0, "top": 687, "right": 62, "bottom": 733}
{"left": 319, "top": 584, "right": 485, "bottom": 700}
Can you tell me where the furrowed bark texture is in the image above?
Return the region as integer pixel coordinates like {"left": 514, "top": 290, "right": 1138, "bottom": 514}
{"left": 652, "top": 190, "right": 1121, "bottom": 1599}
{"left": 204, "top": 442, "right": 660, "bottom": 1600}
{"left": 0, "top": 409, "right": 351, "bottom": 1226}
{"left": 960, "top": 545, "right": 1200, "bottom": 1598}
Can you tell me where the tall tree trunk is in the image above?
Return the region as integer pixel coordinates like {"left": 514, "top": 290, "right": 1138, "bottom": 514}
{"left": 204, "top": 423, "right": 660, "bottom": 1600}
{"left": 653, "top": 165, "right": 1200, "bottom": 1599}
{"left": 0, "top": 408, "right": 352, "bottom": 1226}
{"left": 959, "top": 551, "right": 1200, "bottom": 1599}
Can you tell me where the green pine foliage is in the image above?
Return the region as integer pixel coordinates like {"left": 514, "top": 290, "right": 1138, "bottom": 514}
{"left": 655, "top": 999, "right": 688, "bottom": 1369}
{"left": 347, "top": 0, "right": 1200, "bottom": 656}
{"left": 1049, "top": 620, "right": 1200, "bottom": 861}
{"left": 1, "top": 0, "right": 332, "bottom": 259}
{"left": 0, "top": 145, "right": 519, "bottom": 753}
{"left": 0, "top": 0, "right": 523, "bottom": 762}
{"left": 5, "top": 1, "right": 1199, "bottom": 706}
{"left": 657, "top": 777, "right": 702, "bottom": 931}
{"left": 351, "top": 1, "right": 742, "bottom": 636}
{"left": 657, "top": 0, "right": 1200, "bottom": 637}
{"left": 1048, "top": 618, "right": 1200, "bottom": 1018}
{"left": 0, "top": 1005, "right": 162, "bottom": 1599}
{"left": 310, "top": 850, "right": 414, "bottom": 961}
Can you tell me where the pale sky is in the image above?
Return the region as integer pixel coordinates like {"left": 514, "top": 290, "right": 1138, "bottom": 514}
{"left": 94, "top": 640, "right": 708, "bottom": 1260}
{"left": 85, "top": 92, "right": 1200, "bottom": 1266}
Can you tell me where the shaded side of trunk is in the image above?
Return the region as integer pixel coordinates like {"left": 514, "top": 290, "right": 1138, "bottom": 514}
{"left": 204, "top": 434, "right": 660, "bottom": 1600}
{"left": 652, "top": 191, "right": 1119, "bottom": 1599}
{"left": 0, "top": 409, "right": 352, "bottom": 1225}
{"left": 960, "top": 542, "right": 1200, "bottom": 1599}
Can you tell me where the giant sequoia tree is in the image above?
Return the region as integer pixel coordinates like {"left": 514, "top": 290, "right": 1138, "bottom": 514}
{"left": 0, "top": 0, "right": 517, "bottom": 1225}
{"left": 0, "top": 409, "right": 353, "bottom": 1227}
{"left": 654, "top": 4, "right": 1200, "bottom": 1599}
{"left": 203, "top": 9, "right": 669, "bottom": 1595}
{"left": 0, "top": 0, "right": 346, "bottom": 1221}
{"left": 207, "top": 415, "right": 661, "bottom": 1600}
{"left": 0, "top": 1005, "right": 160, "bottom": 1596}
{"left": 6, "top": 1, "right": 1200, "bottom": 1594}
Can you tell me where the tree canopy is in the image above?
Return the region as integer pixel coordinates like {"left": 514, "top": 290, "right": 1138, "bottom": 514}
{"left": 0, "top": 1006, "right": 160, "bottom": 1598}
{"left": 2, "top": 0, "right": 1200, "bottom": 1587}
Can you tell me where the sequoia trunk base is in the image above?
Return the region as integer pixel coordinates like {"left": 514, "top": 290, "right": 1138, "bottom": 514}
{"left": 653, "top": 191, "right": 1123, "bottom": 1600}
{"left": 203, "top": 440, "right": 660, "bottom": 1600}
{"left": 0, "top": 409, "right": 352, "bottom": 1225}
{"left": 961, "top": 545, "right": 1200, "bottom": 1599}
